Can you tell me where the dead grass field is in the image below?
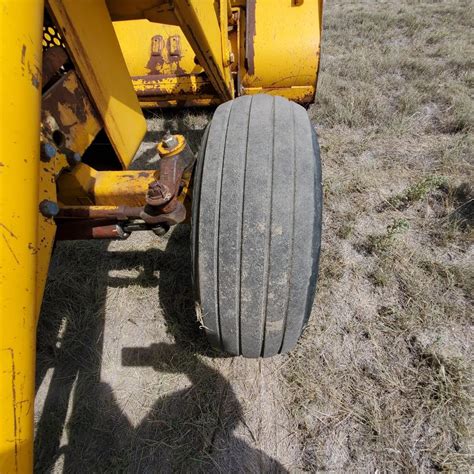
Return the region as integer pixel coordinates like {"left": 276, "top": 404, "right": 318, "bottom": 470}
{"left": 35, "top": 1, "right": 472, "bottom": 472}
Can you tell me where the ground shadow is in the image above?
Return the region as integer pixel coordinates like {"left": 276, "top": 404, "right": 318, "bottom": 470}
{"left": 35, "top": 230, "right": 287, "bottom": 472}
{"left": 35, "top": 110, "right": 287, "bottom": 472}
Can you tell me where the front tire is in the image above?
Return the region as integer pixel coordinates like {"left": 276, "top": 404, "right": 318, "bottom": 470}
{"left": 192, "top": 94, "right": 322, "bottom": 357}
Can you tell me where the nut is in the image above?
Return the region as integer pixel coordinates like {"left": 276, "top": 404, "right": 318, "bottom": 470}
{"left": 162, "top": 131, "right": 179, "bottom": 150}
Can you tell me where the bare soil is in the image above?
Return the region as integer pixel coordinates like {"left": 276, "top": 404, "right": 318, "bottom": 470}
{"left": 35, "top": 1, "right": 472, "bottom": 472}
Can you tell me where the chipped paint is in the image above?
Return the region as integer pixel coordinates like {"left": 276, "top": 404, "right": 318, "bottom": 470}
{"left": 246, "top": 0, "right": 256, "bottom": 76}
{"left": 20, "top": 44, "right": 26, "bottom": 71}
{"left": 41, "top": 70, "right": 101, "bottom": 153}
{"left": 8, "top": 349, "right": 19, "bottom": 473}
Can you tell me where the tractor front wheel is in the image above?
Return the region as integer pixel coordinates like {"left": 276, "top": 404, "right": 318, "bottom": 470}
{"left": 192, "top": 94, "right": 322, "bottom": 357}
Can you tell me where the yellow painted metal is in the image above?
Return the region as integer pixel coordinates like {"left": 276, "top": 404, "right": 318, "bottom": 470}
{"left": 36, "top": 148, "right": 61, "bottom": 315}
{"left": 132, "top": 74, "right": 212, "bottom": 95}
{"left": 114, "top": 20, "right": 205, "bottom": 78}
{"left": 173, "top": 0, "right": 233, "bottom": 101}
{"left": 0, "top": 1, "right": 43, "bottom": 472}
{"left": 48, "top": 0, "right": 147, "bottom": 169}
{"left": 113, "top": 19, "right": 219, "bottom": 107}
{"left": 166, "top": 0, "right": 233, "bottom": 100}
{"left": 56, "top": 158, "right": 194, "bottom": 209}
{"left": 109, "top": 0, "right": 234, "bottom": 101}
{"left": 106, "top": 0, "right": 179, "bottom": 25}
{"left": 109, "top": 0, "right": 322, "bottom": 106}
{"left": 242, "top": 85, "right": 316, "bottom": 103}
{"left": 240, "top": 0, "right": 323, "bottom": 104}
{"left": 57, "top": 163, "right": 156, "bottom": 206}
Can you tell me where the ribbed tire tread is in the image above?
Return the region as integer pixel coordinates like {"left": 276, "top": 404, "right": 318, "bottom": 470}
{"left": 192, "top": 94, "right": 322, "bottom": 357}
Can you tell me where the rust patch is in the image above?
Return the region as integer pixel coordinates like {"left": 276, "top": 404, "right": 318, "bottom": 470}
{"left": 167, "top": 36, "right": 181, "bottom": 58}
{"left": 132, "top": 74, "right": 216, "bottom": 98}
{"left": 31, "top": 72, "right": 40, "bottom": 89}
{"left": 56, "top": 219, "right": 127, "bottom": 240}
{"left": 41, "top": 70, "right": 100, "bottom": 152}
{"left": 146, "top": 34, "right": 186, "bottom": 77}
{"left": 246, "top": 0, "right": 257, "bottom": 76}
{"left": 28, "top": 242, "right": 39, "bottom": 255}
{"left": 5, "top": 348, "right": 19, "bottom": 473}
{"left": 146, "top": 35, "right": 165, "bottom": 74}
{"left": 42, "top": 46, "right": 68, "bottom": 88}
{"left": 27, "top": 59, "right": 41, "bottom": 90}
{"left": 21, "top": 45, "right": 26, "bottom": 75}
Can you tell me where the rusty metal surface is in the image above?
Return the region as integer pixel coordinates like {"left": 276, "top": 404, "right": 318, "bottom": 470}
{"left": 145, "top": 33, "right": 184, "bottom": 75}
{"left": 112, "top": 5, "right": 233, "bottom": 103}
{"left": 55, "top": 134, "right": 196, "bottom": 236}
{"left": 41, "top": 70, "right": 101, "bottom": 156}
{"left": 126, "top": 27, "right": 219, "bottom": 104}
{"left": 140, "top": 203, "right": 187, "bottom": 226}
{"left": 246, "top": 0, "right": 256, "bottom": 76}
{"left": 57, "top": 205, "right": 142, "bottom": 220}
{"left": 38, "top": 70, "right": 102, "bottom": 286}
{"left": 48, "top": 0, "right": 147, "bottom": 168}
{"left": 141, "top": 135, "right": 195, "bottom": 225}
{"left": 42, "top": 45, "right": 68, "bottom": 88}
{"left": 37, "top": 67, "right": 100, "bottom": 314}
{"left": 139, "top": 97, "right": 220, "bottom": 108}
{"left": 132, "top": 74, "right": 216, "bottom": 98}
{"left": 56, "top": 219, "right": 130, "bottom": 240}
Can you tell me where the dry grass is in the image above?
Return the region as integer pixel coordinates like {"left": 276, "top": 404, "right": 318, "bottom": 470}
{"left": 35, "top": 1, "right": 472, "bottom": 472}
{"left": 285, "top": 0, "right": 473, "bottom": 470}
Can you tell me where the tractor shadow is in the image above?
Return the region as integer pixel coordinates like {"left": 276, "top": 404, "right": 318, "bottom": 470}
{"left": 34, "top": 111, "right": 288, "bottom": 473}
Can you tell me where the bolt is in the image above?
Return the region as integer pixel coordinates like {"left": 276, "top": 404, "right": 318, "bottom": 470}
{"left": 152, "top": 223, "right": 170, "bottom": 237}
{"left": 148, "top": 181, "right": 165, "bottom": 200}
{"left": 39, "top": 199, "right": 59, "bottom": 218}
{"left": 162, "top": 131, "right": 178, "bottom": 150}
{"left": 40, "top": 142, "right": 57, "bottom": 162}
{"left": 115, "top": 224, "right": 130, "bottom": 240}
{"left": 61, "top": 148, "right": 81, "bottom": 167}
{"left": 146, "top": 181, "right": 172, "bottom": 205}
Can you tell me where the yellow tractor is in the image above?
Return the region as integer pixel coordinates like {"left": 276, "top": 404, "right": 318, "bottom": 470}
{"left": 0, "top": 0, "right": 323, "bottom": 471}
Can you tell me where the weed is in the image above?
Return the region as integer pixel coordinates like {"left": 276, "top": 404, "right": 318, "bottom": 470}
{"left": 388, "top": 175, "right": 448, "bottom": 210}
{"left": 366, "top": 218, "right": 409, "bottom": 254}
